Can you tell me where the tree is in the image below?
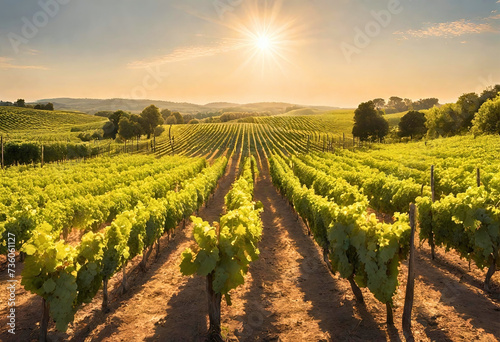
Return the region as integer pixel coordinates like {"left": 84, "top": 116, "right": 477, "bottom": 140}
{"left": 102, "top": 110, "right": 129, "bottom": 140}
{"left": 102, "top": 121, "right": 117, "bottom": 140}
{"left": 44, "top": 103, "right": 54, "bottom": 111}
{"left": 425, "top": 104, "right": 465, "bottom": 138}
{"left": 183, "top": 114, "right": 194, "bottom": 123}
{"left": 128, "top": 114, "right": 145, "bottom": 150}
{"left": 457, "top": 93, "right": 480, "bottom": 129}
{"left": 171, "top": 112, "right": 184, "bottom": 124}
{"left": 352, "top": 101, "right": 389, "bottom": 141}
{"left": 372, "top": 98, "right": 385, "bottom": 110}
{"left": 140, "top": 105, "right": 164, "bottom": 139}
{"left": 34, "top": 104, "right": 42, "bottom": 109}
{"left": 388, "top": 96, "right": 407, "bottom": 113}
{"left": 188, "top": 119, "right": 200, "bottom": 124}
{"left": 15, "top": 99, "right": 25, "bottom": 107}
{"left": 398, "top": 111, "right": 427, "bottom": 139}
{"left": 404, "top": 98, "right": 413, "bottom": 111}
{"left": 479, "top": 85, "right": 500, "bottom": 106}
{"left": 161, "top": 109, "right": 172, "bottom": 121}
{"left": 118, "top": 117, "right": 142, "bottom": 143}
{"left": 471, "top": 95, "right": 500, "bottom": 135}
{"left": 414, "top": 98, "right": 439, "bottom": 110}
{"left": 166, "top": 116, "right": 177, "bottom": 126}
{"left": 109, "top": 110, "right": 128, "bottom": 128}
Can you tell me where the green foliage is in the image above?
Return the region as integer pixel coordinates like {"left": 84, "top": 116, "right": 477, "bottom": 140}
{"left": 21, "top": 223, "right": 78, "bottom": 331}
{"left": 34, "top": 102, "right": 54, "bottom": 111}
{"left": 425, "top": 104, "right": 468, "bottom": 138}
{"left": 270, "top": 155, "right": 410, "bottom": 304}
{"left": 0, "top": 106, "right": 105, "bottom": 133}
{"left": 300, "top": 153, "right": 430, "bottom": 214}
{"left": 0, "top": 204, "right": 38, "bottom": 253}
{"left": 140, "top": 105, "right": 164, "bottom": 138}
{"left": 457, "top": 93, "right": 480, "bottom": 129}
{"left": 172, "top": 112, "right": 184, "bottom": 124}
{"left": 181, "top": 157, "right": 262, "bottom": 304}
{"left": 352, "top": 101, "right": 389, "bottom": 141}
{"left": 417, "top": 187, "right": 500, "bottom": 270}
{"left": 75, "top": 231, "right": 104, "bottom": 304}
{"left": 118, "top": 117, "right": 143, "bottom": 141}
{"left": 471, "top": 95, "right": 500, "bottom": 135}
{"left": 398, "top": 111, "right": 427, "bottom": 139}
{"left": 101, "top": 212, "right": 132, "bottom": 278}
{"left": 15, "top": 154, "right": 226, "bottom": 333}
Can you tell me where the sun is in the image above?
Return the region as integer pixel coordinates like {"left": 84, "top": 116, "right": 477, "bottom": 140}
{"left": 186, "top": 0, "right": 306, "bottom": 75}
{"left": 256, "top": 35, "right": 272, "bottom": 51}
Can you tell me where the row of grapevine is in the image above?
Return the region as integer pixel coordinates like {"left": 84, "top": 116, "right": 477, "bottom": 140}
{"left": 301, "top": 153, "right": 429, "bottom": 214}
{"left": 180, "top": 156, "right": 263, "bottom": 340}
{"left": 328, "top": 136, "right": 499, "bottom": 291}
{"left": 305, "top": 136, "right": 499, "bottom": 293}
{"left": 269, "top": 154, "right": 411, "bottom": 322}
{"left": 416, "top": 187, "right": 499, "bottom": 290}
{"left": 0, "top": 155, "right": 206, "bottom": 254}
{"left": 20, "top": 156, "right": 228, "bottom": 340}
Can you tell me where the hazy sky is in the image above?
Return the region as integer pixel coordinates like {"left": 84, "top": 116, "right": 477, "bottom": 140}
{"left": 0, "top": 0, "right": 499, "bottom": 107}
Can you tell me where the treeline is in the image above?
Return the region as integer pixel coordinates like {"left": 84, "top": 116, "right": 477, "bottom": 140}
{"left": 353, "top": 85, "right": 500, "bottom": 141}
{"left": 95, "top": 105, "right": 164, "bottom": 146}
{"left": 0, "top": 99, "right": 54, "bottom": 110}
{"left": 93, "top": 108, "right": 270, "bottom": 134}
{"left": 428, "top": 85, "right": 500, "bottom": 138}
{"left": 1, "top": 142, "right": 99, "bottom": 167}
{"left": 372, "top": 97, "right": 439, "bottom": 114}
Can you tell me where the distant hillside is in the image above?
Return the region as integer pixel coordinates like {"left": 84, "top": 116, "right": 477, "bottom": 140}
{"left": 279, "top": 108, "right": 323, "bottom": 116}
{"left": 0, "top": 106, "right": 106, "bottom": 132}
{"left": 37, "top": 98, "right": 339, "bottom": 116}
{"left": 204, "top": 102, "right": 240, "bottom": 109}
{"left": 37, "top": 98, "right": 209, "bottom": 115}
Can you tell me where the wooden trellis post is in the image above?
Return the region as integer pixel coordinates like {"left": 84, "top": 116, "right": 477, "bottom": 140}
{"left": 1, "top": 135, "right": 4, "bottom": 169}
{"left": 403, "top": 203, "right": 417, "bottom": 341}
{"left": 430, "top": 165, "right": 436, "bottom": 259}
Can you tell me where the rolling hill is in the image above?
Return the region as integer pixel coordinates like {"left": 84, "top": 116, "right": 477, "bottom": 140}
{"left": 0, "top": 106, "right": 106, "bottom": 132}
{"left": 35, "top": 98, "right": 339, "bottom": 115}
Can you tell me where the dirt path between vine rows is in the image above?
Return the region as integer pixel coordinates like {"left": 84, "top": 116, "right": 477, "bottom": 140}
{"left": 215, "top": 158, "right": 392, "bottom": 341}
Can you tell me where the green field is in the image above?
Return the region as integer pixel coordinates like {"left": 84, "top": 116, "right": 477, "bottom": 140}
{"left": 0, "top": 106, "right": 107, "bottom": 141}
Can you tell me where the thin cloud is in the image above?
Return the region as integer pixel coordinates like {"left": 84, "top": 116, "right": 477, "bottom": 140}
{"left": 0, "top": 57, "right": 47, "bottom": 70}
{"left": 394, "top": 19, "right": 496, "bottom": 39}
{"left": 487, "top": 14, "right": 500, "bottom": 20}
{"left": 127, "top": 39, "right": 244, "bottom": 69}
{"left": 26, "top": 48, "right": 40, "bottom": 56}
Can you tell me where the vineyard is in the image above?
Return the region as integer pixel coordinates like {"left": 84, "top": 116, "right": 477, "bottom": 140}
{"left": 0, "top": 119, "right": 499, "bottom": 342}
{"left": 0, "top": 107, "right": 106, "bottom": 134}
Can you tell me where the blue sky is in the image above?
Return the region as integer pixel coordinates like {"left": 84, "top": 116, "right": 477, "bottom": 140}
{"left": 0, "top": 0, "right": 499, "bottom": 107}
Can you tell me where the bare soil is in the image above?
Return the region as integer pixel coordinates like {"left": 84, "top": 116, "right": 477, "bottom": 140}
{"left": 0, "top": 149, "right": 499, "bottom": 341}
